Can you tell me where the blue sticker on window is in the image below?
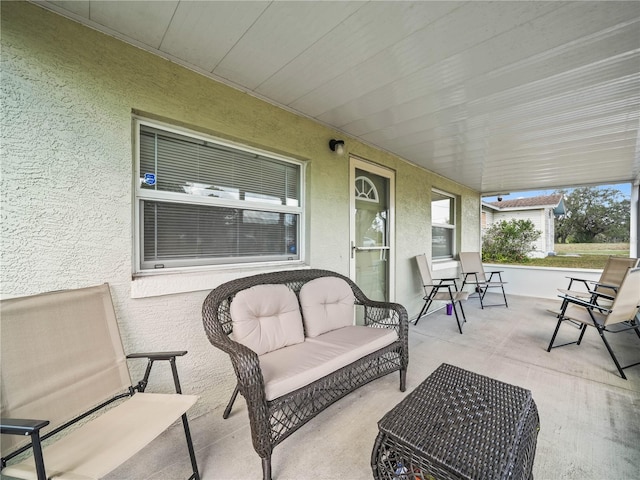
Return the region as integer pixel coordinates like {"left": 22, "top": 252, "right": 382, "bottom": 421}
{"left": 143, "top": 173, "right": 156, "bottom": 186}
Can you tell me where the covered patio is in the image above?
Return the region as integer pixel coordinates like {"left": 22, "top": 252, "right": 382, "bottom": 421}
{"left": 2, "top": 2, "right": 639, "bottom": 479}
{"left": 106, "top": 293, "right": 640, "bottom": 480}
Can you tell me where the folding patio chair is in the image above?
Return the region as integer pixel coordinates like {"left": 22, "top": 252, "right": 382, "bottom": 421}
{"left": 1, "top": 284, "right": 200, "bottom": 480}
{"left": 414, "top": 254, "right": 469, "bottom": 333}
{"left": 547, "top": 267, "right": 640, "bottom": 379}
{"left": 459, "top": 251, "right": 508, "bottom": 308}
{"left": 558, "top": 256, "right": 638, "bottom": 301}
{"left": 550, "top": 256, "right": 639, "bottom": 324}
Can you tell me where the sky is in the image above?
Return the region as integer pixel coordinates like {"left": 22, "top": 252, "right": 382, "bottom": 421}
{"left": 483, "top": 183, "right": 632, "bottom": 203}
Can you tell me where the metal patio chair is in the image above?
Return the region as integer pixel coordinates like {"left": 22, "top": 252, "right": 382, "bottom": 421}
{"left": 1, "top": 284, "right": 200, "bottom": 480}
{"left": 547, "top": 267, "right": 640, "bottom": 379}
{"left": 414, "top": 254, "right": 469, "bottom": 333}
{"left": 558, "top": 256, "right": 639, "bottom": 302}
{"left": 550, "top": 256, "right": 639, "bottom": 326}
{"left": 459, "top": 251, "right": 508, "bottom": 308}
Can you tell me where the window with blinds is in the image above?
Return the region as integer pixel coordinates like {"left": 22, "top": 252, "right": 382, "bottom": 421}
{"left": 135, "top": 121, "right": 303, "bottom": 271}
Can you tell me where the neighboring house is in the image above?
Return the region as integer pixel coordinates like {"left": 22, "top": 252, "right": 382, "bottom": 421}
{"left": 482, "top": 194, "right": 566, "bottom": 256}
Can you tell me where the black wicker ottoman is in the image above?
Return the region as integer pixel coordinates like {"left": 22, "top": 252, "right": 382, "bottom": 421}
{"left": 371, "top": 363, "right": 539, "bottom": 480}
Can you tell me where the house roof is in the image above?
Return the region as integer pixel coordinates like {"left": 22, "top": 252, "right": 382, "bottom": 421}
{"left": 483, "top": 194, "right": 566, "bottom": 216}
{"left": 486, "top": 194, "right": 564, "bottom": 209}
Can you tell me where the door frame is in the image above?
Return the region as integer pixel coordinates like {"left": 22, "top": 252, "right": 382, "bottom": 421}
{"left": 349, "top": 155, "right": 396, "bottom": 301}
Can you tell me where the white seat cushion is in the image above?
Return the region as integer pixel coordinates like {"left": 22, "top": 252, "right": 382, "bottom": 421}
{"left": 259, "top": 325, "right": 398, "bottom": 400}
{"left": 230, "top": 284, "right": 304, "bottom": 356}
{"left": 299, "top": 277, "right": 355, "bottom": 337}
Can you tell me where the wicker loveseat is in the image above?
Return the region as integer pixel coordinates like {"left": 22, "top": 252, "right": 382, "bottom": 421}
{"left": 202, "top": 269, "right": 408, "bottom": 480}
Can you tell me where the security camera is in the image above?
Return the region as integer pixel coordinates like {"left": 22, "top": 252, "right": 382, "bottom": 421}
{"left": 497, "top": 196, "right": 503, "bottom": 202}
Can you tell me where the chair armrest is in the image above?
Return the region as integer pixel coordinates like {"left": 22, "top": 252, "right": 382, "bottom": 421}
{"left": 127, "top": 351, "right": 190, "bottom": 393}
{"left": 565, "top": 275, "right": 589, "bottom": 282}
{"left": 127, "top": 351, "right": 187, "bottom": 360}
{"left": 590, "top": 281, "right": 618, "bottom": 291}
{"left": 1, "top": 419, "right": 50, "bottom": 480}
{"left": 1, "top": 418, "right": 50, "bottom": 436}
{"left": 361, "top": 300, "right": 407, "bottom": 330}
{"left": 559, "top": 293, "right": 612, "bottom": 314}
{"left": 462, "top": 272, "right": 483, "bottom": 283}
{"left": 587, "top": 289, "right": 615, "bottom": 301}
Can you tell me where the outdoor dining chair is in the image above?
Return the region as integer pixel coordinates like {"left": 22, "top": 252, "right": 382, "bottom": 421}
{"left": 459, "top": 252, "right": 508, "bottom": 308}
{"left": 547, "top": 267, "right": 640, "bottom": 379}
{"left": 414, "top": 254, "right": 469, "bottom": 333}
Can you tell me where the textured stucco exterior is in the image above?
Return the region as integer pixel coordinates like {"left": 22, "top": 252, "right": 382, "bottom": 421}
{"left": 1, "top": 2, "right": 481, "bottom": 415}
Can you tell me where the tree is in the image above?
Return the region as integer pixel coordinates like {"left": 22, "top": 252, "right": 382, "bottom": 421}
{"left": 482, "top": 219, "right": 541, "bottom": 262}
{"left": 555, "top": 187, "right": 630, "bottom": 243}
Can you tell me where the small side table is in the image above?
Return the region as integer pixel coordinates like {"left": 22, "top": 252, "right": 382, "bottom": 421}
{"left": 371, "top": 363, "right": 539, "bottom": 480}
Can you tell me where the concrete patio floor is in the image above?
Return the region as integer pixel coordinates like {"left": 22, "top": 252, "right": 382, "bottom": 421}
{"left": 107, "top": 293, "right": 640, "bottom": 480}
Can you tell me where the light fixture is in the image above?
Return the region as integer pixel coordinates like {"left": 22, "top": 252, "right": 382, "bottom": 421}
{"left": 329, "top": 139, "right": 345, "bottom": 155}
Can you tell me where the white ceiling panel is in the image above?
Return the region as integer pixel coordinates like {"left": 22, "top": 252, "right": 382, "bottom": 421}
{"left": 49, "top": 0, "right": 89, "bottom": 17}
{"left": 159, "top": 1, "right": 269, "bottom": 72}
{"left": 255, "top": 1, "right": 457, "bottom": 105}
{"left": 212, "top": 2, "right": 363, "bottom": 90}
{"left": 35, "top": 0, "right": 640, "bottom": 193}
{"left": 88, "top": 0, "right": 179, "bottom": 49}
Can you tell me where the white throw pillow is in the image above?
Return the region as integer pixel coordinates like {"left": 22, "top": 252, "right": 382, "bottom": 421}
{"left": 299, "top": 277, "right": 355, "bottom": 337}
{"left": 230, "top": 284, "right": 304, "bottom": 355}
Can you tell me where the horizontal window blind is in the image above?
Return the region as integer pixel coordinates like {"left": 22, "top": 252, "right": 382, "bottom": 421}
{"left": 140, "top": 126, "right": 299, "bottom": 206}
{"left": 136, "top": 122, "right": 302, "bottom": 271}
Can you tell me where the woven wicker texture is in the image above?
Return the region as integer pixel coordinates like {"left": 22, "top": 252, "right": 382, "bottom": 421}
{"left": 372, "top": 363, "right": 539, "bottom": 480}
{"left": 202, "top": 269, "right": 408, "bottom": 479}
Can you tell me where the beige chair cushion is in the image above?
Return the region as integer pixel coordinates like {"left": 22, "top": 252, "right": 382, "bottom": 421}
{"left": 230, "top": 284, "right": 304, "bottom": 355}
{"left": 299, "top": 277, "right": 355, "bottom": 337}
{"left": 259, "top": 325, "right": 397, "bottom": 400}
{"left": 2, "top": 393, "right": 197, "bottom": 480}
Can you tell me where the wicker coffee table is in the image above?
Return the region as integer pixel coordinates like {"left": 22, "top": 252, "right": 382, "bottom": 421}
{"left": 371, "top": 363, "right": 539, "bottom": 480}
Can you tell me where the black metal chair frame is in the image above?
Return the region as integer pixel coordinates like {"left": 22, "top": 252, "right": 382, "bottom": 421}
{"left": 415, "top": 279, "right": 467, "bottom": 334}
{"left": 547, "top": 292, "right": 640, "bottom": 380}
{"left": 202, "top": 269, "right": 409, "bottom": 480}
{"left": 461, "top": 270, "right": 508, "bottom": 308}
{"left": 1, "top": 352, "right": 200, "bottom": 480}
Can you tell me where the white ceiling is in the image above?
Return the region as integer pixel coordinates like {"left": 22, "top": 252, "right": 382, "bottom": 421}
{"left": 36, "top": 0, "right": 640, "bottom": 194}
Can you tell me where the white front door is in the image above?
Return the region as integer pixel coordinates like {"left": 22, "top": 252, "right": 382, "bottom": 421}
{"left": 349, "top": 157, "right": 395, "bottom": 303}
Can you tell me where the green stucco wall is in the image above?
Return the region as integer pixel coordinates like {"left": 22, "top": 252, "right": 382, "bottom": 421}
{"left": 1, "top": 2, "right": 481, "bottom": 413}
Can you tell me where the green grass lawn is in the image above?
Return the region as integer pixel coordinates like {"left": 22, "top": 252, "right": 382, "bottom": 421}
{"left": 490, "top": 243, "right": 631, "bottom": 269}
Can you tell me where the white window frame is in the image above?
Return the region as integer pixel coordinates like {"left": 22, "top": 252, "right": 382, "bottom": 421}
{"left": 133, "top": 117, "right": 305, "bottom": 274}
{"left": 431, "top": 189, "right": 457, "bottom": 260}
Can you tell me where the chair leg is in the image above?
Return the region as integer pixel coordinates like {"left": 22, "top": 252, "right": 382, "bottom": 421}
{"left": 223, "top": 384, "right": 240, "bottom": 419}
{"left": 547, "top": 318, "right": 564, "bottom": 351}
{"left": 457, "top": 300, "right": 467, "bottom": 324}
{"left": 400, "top": 368, "right": 407, "bottom": 392}
{"left": 576, "top": 324, "right": 588, "bottom": 345}
{"left": 452, "top": 302, "right": 463, "bottom": 334}
{"left": 414, "top": 301, "right": 429, "bottom": 326}
{"left": 262, "top": 456, "right": 272, "bottom": 480}
{"left": 181, "top": 413, "right": 201, "bottom": 480}
{"left": 500, "top": 285, "right": 508, "bottom": 308}
{"left": 31, "top": 432, "right": 47, "bottom": 480}
{"left": 596, "top": 326, "right": 627, "bottom": 380}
